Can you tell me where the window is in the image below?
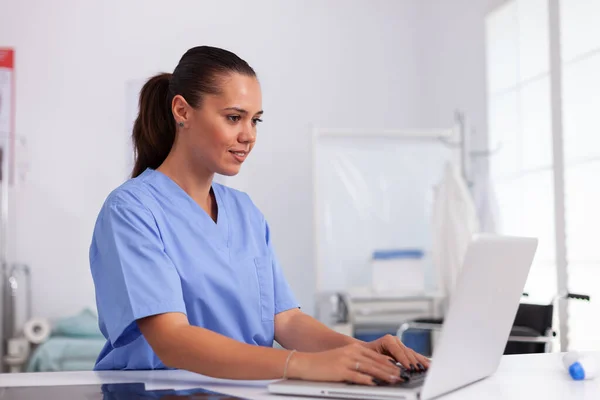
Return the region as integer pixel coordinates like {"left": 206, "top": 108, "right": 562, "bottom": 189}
{"left": 486, "top": 0, "right": 600, "bottom": 351}
{"left": 560, "top": 0, "right": 600, "bottom": 351}
{"left": 486, "top": 0, "right": 556, "bottom": 306}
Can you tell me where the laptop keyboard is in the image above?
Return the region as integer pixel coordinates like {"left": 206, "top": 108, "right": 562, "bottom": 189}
{"left": 372, "top": 367, "right": 428, "bottom": 389}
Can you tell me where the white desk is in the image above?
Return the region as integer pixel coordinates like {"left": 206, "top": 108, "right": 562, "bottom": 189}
{"left": 1, "top": 352, "right": 599, "bottom": 399}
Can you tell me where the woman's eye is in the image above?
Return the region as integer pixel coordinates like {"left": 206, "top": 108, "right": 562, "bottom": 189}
{"left": 252, "top": 118, "right": 263, "bottom": 125}
{"left": 227, "top": 115, "right": 241, "bottom": 122}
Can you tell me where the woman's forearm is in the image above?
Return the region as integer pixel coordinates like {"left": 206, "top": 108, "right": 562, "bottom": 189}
{"left": 154, "top": 324, "right": 294, "bottom": 380}
{"left": 275, "top": 311, "right": 362, "bottom": 352}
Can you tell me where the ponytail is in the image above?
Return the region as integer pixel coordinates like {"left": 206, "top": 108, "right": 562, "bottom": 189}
{"left": 131, "top": 73, "right": 175, "bottom": 178}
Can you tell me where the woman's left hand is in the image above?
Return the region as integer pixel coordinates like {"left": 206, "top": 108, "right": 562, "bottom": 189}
{"left": 363, "top": 335, "right": 430, "bottom": 372}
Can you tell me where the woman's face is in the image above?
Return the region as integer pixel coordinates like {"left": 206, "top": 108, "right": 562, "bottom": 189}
{"left": 174, "top": 73, "right": 263, "bottom": 177}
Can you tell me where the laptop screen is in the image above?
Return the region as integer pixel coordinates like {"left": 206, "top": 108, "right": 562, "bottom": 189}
{"left": 0, "top": 383, "right": 248, "bottom": 400}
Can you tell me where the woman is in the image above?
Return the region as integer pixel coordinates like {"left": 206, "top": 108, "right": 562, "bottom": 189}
{"left": 89, "top": 45, "right": 429, "bottom": 385}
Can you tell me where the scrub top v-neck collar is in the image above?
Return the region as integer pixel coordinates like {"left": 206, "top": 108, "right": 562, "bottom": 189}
{"left": 150, "top": 169, "right": 230, "bottom": 248}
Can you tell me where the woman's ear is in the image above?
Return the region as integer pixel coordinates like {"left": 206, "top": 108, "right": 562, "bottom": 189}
{"left": 172, "top": 95, "right": 191, "bottom": 126}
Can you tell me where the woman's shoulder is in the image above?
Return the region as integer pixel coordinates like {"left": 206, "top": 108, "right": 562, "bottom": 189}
{"left": 102, "top": 170, "right": 157, "bottom": 212}
{"left": 90, "top": 172, "right": 160, "bottom": 262}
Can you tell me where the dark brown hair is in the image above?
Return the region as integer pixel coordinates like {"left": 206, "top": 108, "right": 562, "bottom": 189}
{"left": 131, "top": 46, "right": 256, "bottom": 178}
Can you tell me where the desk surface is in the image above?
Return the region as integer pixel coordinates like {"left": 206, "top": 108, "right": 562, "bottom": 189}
{"left": 1, "top": 352, "right": 599, "bottom": 399}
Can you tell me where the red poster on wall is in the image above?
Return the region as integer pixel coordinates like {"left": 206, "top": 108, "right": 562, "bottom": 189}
{"left": 0, "top": 49, "right": 15, "bottom": 183}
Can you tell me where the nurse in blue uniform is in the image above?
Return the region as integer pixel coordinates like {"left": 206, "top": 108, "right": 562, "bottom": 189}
{"left": 89, "top": 45, "right": 429, "bottom": 385}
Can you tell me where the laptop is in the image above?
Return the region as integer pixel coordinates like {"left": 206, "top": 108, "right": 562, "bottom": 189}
{"left": 269, "top": 234, "right": 538, "bottom": 400}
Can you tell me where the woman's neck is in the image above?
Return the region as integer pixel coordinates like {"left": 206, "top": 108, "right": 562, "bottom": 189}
{"left": 157, "top": 151, "right": 216, "bottom": 215}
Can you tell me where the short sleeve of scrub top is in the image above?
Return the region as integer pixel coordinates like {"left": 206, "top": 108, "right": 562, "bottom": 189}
{"left": 89, "top": 169, "right": 299, "bottom": 370}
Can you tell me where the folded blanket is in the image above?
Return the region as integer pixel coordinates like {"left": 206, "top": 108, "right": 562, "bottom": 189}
{"left": 26, "top": 336, "right": 105, "bottom": 372}
{"left": 25, "top": 308, "right": 105, "bottom": 372}
{"left": 51, "top": 308, "right": 104, "bottom": 338}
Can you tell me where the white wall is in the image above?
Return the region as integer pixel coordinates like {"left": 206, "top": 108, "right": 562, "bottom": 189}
{"left": 415, "top": 0, "right": 508, "bottom": 150}
{"left": 0, "top": 0, "right": 426, "bottom": 320}
{"left": 412, "top": 0, "right": 510, "bottom": 235}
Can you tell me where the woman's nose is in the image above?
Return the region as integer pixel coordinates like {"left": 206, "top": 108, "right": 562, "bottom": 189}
{"left": 238, "top": 126, "right": 256, "bottom": 144}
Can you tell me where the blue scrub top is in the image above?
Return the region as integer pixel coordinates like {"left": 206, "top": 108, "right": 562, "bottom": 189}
{"left": 89, "top": 168, "right": 299, "bottom": 370}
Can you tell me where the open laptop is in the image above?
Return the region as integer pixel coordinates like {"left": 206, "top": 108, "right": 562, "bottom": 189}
{"left": 269, "top": 234, "right": 538, "bottom": 400}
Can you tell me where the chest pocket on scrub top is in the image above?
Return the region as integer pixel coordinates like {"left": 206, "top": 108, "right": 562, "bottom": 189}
{"left": 254, "top": 256, "right": 275, "bottom": 322}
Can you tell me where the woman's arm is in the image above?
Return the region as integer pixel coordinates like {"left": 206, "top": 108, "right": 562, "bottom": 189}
{"left": 138, "top": 312, "right": 294, "bottom": 380}
{"left": 139, "top": 311, "right": 408, "bottom": 385}
{"left": 274, "top": 308, "right": 362, "bottom": 352}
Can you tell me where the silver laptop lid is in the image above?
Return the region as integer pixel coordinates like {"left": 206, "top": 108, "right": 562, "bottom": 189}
{"left": 420, "top": 235, "right": 537, "bottom": 400}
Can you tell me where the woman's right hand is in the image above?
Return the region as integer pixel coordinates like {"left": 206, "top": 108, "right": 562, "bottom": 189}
{"left": 287, "top": 343, "right": 405, "bottom": 386}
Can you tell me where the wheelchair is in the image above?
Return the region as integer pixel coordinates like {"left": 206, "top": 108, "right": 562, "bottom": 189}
{"left": 397, "top": 292, "right": 590, "bottom": 356}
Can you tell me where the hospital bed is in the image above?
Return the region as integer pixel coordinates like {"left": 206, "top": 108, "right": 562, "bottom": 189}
{"left": 25, "top": 308, "right": 104, "bottom": 372}
{"left": 26, "top": 336, "right": 104, "bottom": 372}
{"left": 4, "top": 308, "right": 104, "bottom": 373}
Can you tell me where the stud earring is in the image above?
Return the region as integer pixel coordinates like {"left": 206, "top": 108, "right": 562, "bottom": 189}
{"left": 178, "top": 122, "right": 184, "bottom": 127}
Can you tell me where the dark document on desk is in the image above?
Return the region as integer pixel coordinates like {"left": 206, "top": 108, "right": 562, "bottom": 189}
{"left": 0, "top": 383, "right": 250, "bottom": 400}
